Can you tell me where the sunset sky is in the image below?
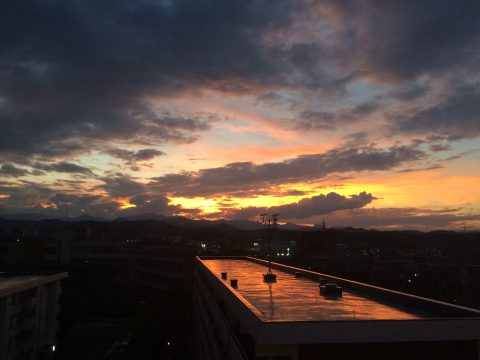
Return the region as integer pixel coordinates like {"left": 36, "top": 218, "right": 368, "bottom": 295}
{"left": 1, "top": 0, "right": 480, "bottom": 229}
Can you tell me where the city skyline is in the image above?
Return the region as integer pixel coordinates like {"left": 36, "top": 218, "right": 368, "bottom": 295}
{"left": 1, "top": 0, "right": 480, "bottom": 230}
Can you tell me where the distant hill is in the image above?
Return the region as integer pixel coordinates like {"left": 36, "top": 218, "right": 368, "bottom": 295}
{"left": 117, "top": 213, "right": 168, "bottom": 221}
{"left": 281, "top": 222, "right": 314, "bottom": 231}
{"left": 0, "top": 212, "right": 476, "bottom": 234}
{"left": 74, "top": 214, "right": 107, "bottom": 222}
{"left": 212, "top": 219, "right": 264, "bottom": 230}
{"left": 0, "top": 213, "right": 55, "bottom": 221}
{"left": 0, "top": 212, "right": 359, "bottom": 231}
{"left": 85, "top": 213, "right": 315, "bottom": 231}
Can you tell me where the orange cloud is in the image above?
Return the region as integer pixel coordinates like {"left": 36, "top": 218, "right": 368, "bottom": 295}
{"left": 117, "top": 198, "right": 137, "bottom": 210}
{"left": 40, "top": 202, "right": 58, "bottom": 209}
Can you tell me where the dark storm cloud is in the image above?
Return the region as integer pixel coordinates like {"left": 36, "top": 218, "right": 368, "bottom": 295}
{"left": 0, "top": 181, "right": 55, "bottom": 212}
{"left": 393, "top": 84, "right": 480, "bottom": 138}
{"left": 95, "top": 174, "right": 180, "bottom": 215}
{"left": 48, "top": 193, "right": 114, "bottom": 214}
{"left": 104, "top": 148, "right": 166, "bottom": 167}
{"left": 390, "top": 83, "right": 429, "bottom": 101}
{"left": 1, "top": 0, "right": 479, "bottom": 162}
{"left": 100, "top": 175, "right": 147, "bottom": 198}
{"left": 226, "top": 191, "right": 375, "bottom": 220}
{"left": 0, "top": 178, "right": 181, "bottom": 218}
{"left": 324, "top": 0, "right": 480, "bottom": 82}
{"left": 429, "top": 144, "right": 453, "bottom": 152}
{"left": 295, "top": 100, "right": 381, "bottom": 130}
{"left": 342, "top": 132, "right": 371, "bottom": 147}
{"left": 0, "top": 164, "right": 29, "bottom": 177}
{"left": 294, "top": 111, "right": 336, "bottom": 130}
{"left": 0, "top": 103, "right": 213, "bottom": 159}
{"left": 127, "top": 193, "right": 181, "bottom": 216}
{"left": 0, "top": 0, "right": 299, "bottom": 159}
{"left": 151, "top": 145, "right": 425, "bottom": 197}
{"left": 325, "top": 207, "right": 480, "bottom": 230}
{"left": 34, "top": 161, "right": 94, "bottom": 175}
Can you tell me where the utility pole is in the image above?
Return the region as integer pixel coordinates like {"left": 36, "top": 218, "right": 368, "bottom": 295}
{"left": 261, "top": 213, "right": 278, "bottom": 283}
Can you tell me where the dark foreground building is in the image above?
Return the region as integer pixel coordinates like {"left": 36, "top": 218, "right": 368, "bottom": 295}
{"left": 194, "top": 256, "right": 480, "bottom": 360}
{"left": 0, "top": 272, "right": 68, "bottom": 360}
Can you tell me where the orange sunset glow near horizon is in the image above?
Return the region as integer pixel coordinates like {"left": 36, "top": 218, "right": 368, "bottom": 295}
{"left": 1, "top": 1, "right": 480, "bottom": 230}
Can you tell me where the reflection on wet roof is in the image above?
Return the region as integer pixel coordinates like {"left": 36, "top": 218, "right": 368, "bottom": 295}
{"left": 203, "top": 259, "right": 433, "bottom": 322}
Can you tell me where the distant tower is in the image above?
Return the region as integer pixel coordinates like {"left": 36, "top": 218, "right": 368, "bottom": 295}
{"left": 322, "top": 219, "right": 326, "bottom": 231}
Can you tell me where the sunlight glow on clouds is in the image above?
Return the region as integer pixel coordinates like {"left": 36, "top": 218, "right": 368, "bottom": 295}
{"left": 117, "top": 199, "right": 138, "bottom": 210}
{"left": 1, "top": 0, "right": 480, "bottom": 229}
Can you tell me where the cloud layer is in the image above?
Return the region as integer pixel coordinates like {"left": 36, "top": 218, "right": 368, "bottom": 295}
{"left": 1, "top": 0, "right": 479, "bottom": 229}
{"left": 225, "top": 192, "right": 375, "bottom": 220}
{"left": 152, "top": 144, "right": 425, "bottom": 197}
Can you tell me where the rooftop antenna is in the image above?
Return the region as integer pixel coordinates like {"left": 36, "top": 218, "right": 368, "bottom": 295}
{"left": 260, "top": 213, "right": 267, "bottom": 225}
{"left": 261, "top": 213, "right": 278, "bottom": 283}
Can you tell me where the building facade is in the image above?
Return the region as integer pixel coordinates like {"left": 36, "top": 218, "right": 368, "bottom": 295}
{"left": 194, "top": 256, "right": 480, "bottom": 360}
{"left": 0, "top": 272, "right": 68, "bottom": 360}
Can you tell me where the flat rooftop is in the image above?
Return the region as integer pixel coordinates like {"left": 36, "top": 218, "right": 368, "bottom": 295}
{"left": 0, "top": 275, "right": 46, "bottom": 290}
{"left": 203, "top": 258, "right": 432, "bottom": 322}
{"left": 197, "top": 257, "right": 480, "bottom": 344}
{"left": 0, "top": 272, "right": 68, "bottom": 298}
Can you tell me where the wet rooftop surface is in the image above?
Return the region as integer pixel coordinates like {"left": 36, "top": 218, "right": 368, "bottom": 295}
{"left": 203, "top": 259, "right": 434, "bottom": 322}
{"left": 0, "top": 275, "right": 47, "bottom": 290}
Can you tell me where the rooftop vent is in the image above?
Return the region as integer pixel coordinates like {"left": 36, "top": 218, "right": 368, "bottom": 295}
{"left": 221, "top": 272, "right": 228, "bottom": 280}
{"left": 230, "top": 279, "right": 238, "bottom": 288}
{"left": 320, "top": 283, "right": 343, "bottom": 298}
